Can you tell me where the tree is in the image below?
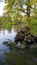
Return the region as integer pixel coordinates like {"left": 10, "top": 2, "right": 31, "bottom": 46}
{"left": 4, "top": 0, "right": 37, "bottom": 22}
{"left": 4, "top": 0, "right": 37, "bottom": 34}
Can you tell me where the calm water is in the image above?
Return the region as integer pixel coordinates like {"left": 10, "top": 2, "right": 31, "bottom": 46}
{"left": 0, "top": 28, "right": 16, "bottom": 64}
{"left": 0, "top": 28, "right": 37, "bottom": 65}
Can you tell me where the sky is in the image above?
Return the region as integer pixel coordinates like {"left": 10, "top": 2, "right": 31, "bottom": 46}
{"left": 0, "top": 1, "right": 6, "bottom": 16}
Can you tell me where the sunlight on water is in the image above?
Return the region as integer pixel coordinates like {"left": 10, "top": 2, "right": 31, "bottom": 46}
{"left": 0, "top": 28, "right": 16, "bottom": 50}
{"left": 0, "top": 28, "right": 17, "bottom": 63}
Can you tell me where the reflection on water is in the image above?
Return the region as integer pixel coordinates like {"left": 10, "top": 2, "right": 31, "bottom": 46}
{"left": 0, "top": 28, "right": 16, "bottom": 44}
{"left": 0, "top": 27, "right": 16, "bottom": 64}
{"left": 0, "top": 27, "right": 37, "bottom": 65}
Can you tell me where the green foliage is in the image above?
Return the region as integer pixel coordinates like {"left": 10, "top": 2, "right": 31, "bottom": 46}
{"left": 0, "top": 14, "right": 13, "bottom": 29}
{"left": 30, "top": 18, "right": 37, "bottom": 34}
{"left": 3, "top": 0, "right": 37, "bottom": 34}
{"left": 4, "top": 0, "right": 37, "bottom": 24}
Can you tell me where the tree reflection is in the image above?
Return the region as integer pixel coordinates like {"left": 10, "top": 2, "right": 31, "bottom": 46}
{"left": 4, "top": 48, "right": 37, "bottom": 65}
{"left": 0, "top": 61, "right": 4, "bottom": 65}
{"left": 3, "top": 41, "right": 37, "bottom": 65}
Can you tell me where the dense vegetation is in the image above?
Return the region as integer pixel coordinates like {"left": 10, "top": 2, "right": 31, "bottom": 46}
{"left": 0, "top": 0, "right": 37, "bottom": 34}
{"left": 4, "top": 0, "right": 37, "bottom": 34}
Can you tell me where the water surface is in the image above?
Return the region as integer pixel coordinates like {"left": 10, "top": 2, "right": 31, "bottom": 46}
{"left": 0, "top": 28, "right": 16, "bottom": 63}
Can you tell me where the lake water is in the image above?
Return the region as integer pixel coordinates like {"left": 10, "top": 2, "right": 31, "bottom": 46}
{"left": 0, "top": 27, "right": 37, "bottom": 65}
{"left": 0, "top": 28, "right": 16, "bottom": 64}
